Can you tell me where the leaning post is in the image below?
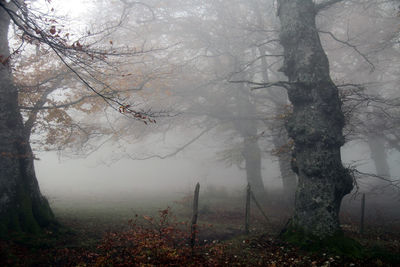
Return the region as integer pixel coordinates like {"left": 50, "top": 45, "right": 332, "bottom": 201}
{"left": 191, "top": 182, "right": 200, "bottom": 250}
{"left": 360, "top": 193, "right": 365, "bottom": 235}
{"left": 245, "top": 183, "right": 251, "bottom": 234}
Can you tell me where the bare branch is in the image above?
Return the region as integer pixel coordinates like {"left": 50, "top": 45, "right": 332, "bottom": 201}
{"left": 119, "top": 0, "right": 156, "bottom": 23}
{"left": 23, "top": 86, "right": 55, "bottom": 135}
{"left": 349, "top": 167, "right": 400, "bottom": 192}
{"left": 229, "top": 80, "right": 291, "bottom": 90}
{"left": 19, "top": 74, "right": 151, "bottom": 111}
{"left": 128, "top": 126, "right": 215, "bottom": 160}
{"left": 17, "top": 71, "right": 69, "bottom": 91}
{"left": 319, "top": 30, "right": 375, "bottom": 72}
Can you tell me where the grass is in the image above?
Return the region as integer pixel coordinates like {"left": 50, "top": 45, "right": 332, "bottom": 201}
{"left": 1, "top": 189, "right": 399, "bottom": 266}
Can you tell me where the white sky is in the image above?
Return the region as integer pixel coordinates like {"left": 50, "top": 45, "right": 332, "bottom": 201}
{"left": 48, "top": 0, "right": 90, "bottom": 17}
{"left": 31, "top": 0, "right": 93, "bottom": 36}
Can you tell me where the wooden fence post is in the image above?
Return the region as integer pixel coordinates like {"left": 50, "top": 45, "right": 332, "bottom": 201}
{"left": 250, "top": 191, "right": 271, "bottom": 225}
{"left": 360, "top": 193, "right": 365, "bottom": 235}
{"left": 245, "top": 183, "right": 251, "bottom": 234}
{"left": 191, "top": 182, "right": 200, "bottom": 249}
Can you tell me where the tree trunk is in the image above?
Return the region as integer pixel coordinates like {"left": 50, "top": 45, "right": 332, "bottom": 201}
{"left": 231, "top": 57, "right": 267, "bottom": 199}
{"left": 242, "top": 136, "right": 265, "bottom": 198}
{"left": 277, "top": 0, "right": 353, "bottom": 238}
{"left": 367, "top": 135, "right": 390, "bottom": 178}
{"left": 367, "top": 134, "right": 391, "bottom": 193}
{"left": 234, "top": 100, "right": 266, "bottom": 199}
{"left": 0, "top": 5, "right": 55, "bottom": 236}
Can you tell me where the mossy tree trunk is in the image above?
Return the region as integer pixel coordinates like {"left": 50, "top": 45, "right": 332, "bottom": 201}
{"left": 0, "top": 3, "right": 55, "bottom": 237}
{"left": 277, "top": 0, "right": 353, "bottom": 238}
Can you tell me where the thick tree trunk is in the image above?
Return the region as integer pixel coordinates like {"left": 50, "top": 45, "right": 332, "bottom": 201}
{"left": 277, "top": 0, "right": 353, "bottom": 238}
{"left": 0, "top": 5, "right": 55, "bottom": 236}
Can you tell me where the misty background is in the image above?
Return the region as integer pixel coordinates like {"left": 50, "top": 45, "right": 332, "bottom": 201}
{"left": 12, "top": 0, "right": 400, "bottom": 217}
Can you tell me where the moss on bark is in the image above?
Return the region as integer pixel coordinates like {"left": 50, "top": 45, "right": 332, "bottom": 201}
{"left": 0, "top": 186, "right": 56, "bottom": 238}
{"left": 280, "top": 221, "right": 363, "bottom": 258}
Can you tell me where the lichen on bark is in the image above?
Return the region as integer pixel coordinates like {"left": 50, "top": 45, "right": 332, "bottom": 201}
{"left": 277, "top": 0, "right": 353, "bottom": 238}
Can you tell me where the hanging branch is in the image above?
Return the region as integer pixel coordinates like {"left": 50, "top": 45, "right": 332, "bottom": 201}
{"left": 0, "top": 0, "right": 168, "bottom": 123}
{"left": 319, "top": 30, "right": 375, "bottom": 72}
{"left": 347, "top": 165, "right": 400, "bottom": 198}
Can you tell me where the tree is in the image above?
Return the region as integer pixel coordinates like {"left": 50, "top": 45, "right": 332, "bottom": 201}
{"left": 0, "top": 0, "right": 160, "bottom": 236}
{"left": 122, "top": 0, "right": 297, "bottom": 200}
{"left": 277, "top": 0, "right": 353, "bottom": 238}
{"left": 106, "top": 0, "right": 271, "bottom": 198}
{"left": 0, "top": 1, "right": 55, "bottom": 235}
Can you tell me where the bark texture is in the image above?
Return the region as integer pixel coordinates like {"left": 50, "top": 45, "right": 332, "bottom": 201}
{"left": 0, "top": 4, "right": 55, "bottom": 236}
{"left": 277, "top": 0, "right": 353, "bottom": 238}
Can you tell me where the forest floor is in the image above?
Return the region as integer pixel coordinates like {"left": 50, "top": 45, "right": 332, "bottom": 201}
{"left": 1, "top": 189, "right": 400, "bottom": 266}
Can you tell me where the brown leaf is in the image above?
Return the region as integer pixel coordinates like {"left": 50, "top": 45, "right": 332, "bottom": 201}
{"left": 50, "top": 26, "right": 56, "bottom": 35}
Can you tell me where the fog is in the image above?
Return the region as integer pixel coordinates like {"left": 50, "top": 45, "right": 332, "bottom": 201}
{"left": 3, "top": 0, "right": 400, "bottom": 264}
{"left": 35, "top": 133, "right": 281, "bottom": 199}
{"left": 21, "top": 0, "right": 398, "bottom": 212}
{"left": 35, "top": 138, "right": 400, "bottom": 198}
